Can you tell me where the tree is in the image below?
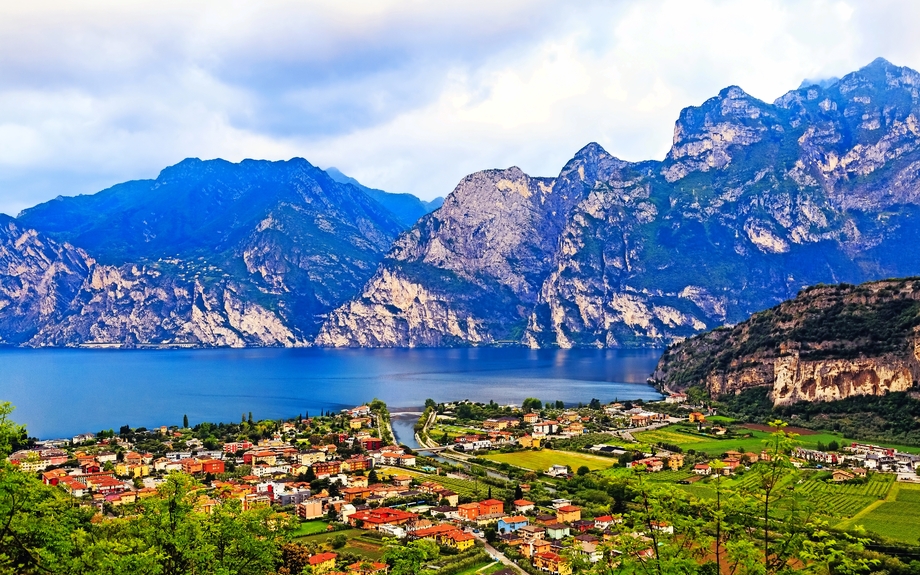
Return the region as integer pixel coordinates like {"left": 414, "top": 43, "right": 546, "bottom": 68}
{"left": 0, "top": 402, "right": 26, "bottom": 457}
{"left": 589, "top": 398, "right": 602, "bottom": 410}
{"left": 183, "top": 414, "right": 189, "bottom": 429}
{"left": 514, "top": 484, "right": 524, "bottom": 500}
{"left": 577, "top": 465, "right": 590, "bottom": 476}
{"left": 555, "top": 400, "right": 565, "bottom": 409}
{"left": 248, "top": 412, "right": 253, "bottom": 425}
{"left": 522, "top": 398, "right": 542, "bottom": 413}
{"left": 424, "top": 398, "right": 437, "bottom": 409}
{"left": 331, "top": 533, "right": 348, "bottom": 549}
{"left": 383, "top": 539, "right": 439, "bottom": 575}
{"left": 745, "top": 420, "right": 804, "bottom": 575}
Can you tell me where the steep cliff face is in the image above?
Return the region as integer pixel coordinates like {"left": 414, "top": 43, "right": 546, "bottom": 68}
{"left": 0, "top": 215, "right": 92, "bottom": 344}
{"left": 323, "top": 58, "right": 920, "bottom": 348}
{"left": 653, "top": 278, "right": 920, "bottom": 405}
{"left": 12, "top": 158, "right": 407, "bottom": 345}
{"left": 0, "top": 215, "right": 303, "bottom": 347}
{"left": 317, "top": 155, "right": 595, "bottom": 346}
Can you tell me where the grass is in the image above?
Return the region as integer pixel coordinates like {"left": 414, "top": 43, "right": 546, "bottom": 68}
{"left": 854, "top": 482, "right": 920, "bottom": 543}
{"left": 482, "top": 449, "right": 616, "bottom": 472}
{"left": 294, "top": 529, "right": 386, "bottom": 560}
{"left": 376, "top": 465, "right": 510, "bottom": 500}
{"left": 289, "top": 520, "right": 330, "bottom": 537}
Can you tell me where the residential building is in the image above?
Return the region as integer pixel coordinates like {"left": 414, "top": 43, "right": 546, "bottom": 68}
{"left": 308, "top": 552, "right": 338, "bottom": 574}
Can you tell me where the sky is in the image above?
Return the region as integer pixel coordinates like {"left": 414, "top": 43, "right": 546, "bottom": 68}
{"left": 0, "top": 0, "right": 918, "bottom": 215}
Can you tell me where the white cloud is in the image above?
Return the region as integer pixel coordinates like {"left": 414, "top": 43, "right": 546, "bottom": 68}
{"left": 0, "top": 0, "right": 916, "bottom": 214}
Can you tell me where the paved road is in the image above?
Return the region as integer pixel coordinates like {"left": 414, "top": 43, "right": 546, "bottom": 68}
{"left": 472, "top": 533, "right": 526, "bottom": 574}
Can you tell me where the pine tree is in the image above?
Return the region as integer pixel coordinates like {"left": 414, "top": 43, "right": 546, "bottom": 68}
{"left": 183, "top": 414, "right": 188, "bottom": 429}
{"left": 248, "top": 412, "right": 253, "bottom": 425}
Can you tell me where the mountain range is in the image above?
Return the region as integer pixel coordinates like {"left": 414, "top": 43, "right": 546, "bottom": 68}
{"left": 3, "top": 57, "right": 920, "bottom": 348}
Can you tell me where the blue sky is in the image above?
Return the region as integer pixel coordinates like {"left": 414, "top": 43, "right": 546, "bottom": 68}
{"left": 0, "top": 0, "right": 917, "bottom": 215}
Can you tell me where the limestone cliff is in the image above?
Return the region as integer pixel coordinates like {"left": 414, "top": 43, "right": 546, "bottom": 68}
{"left": 10, "top": 158, "right": 407, "bottom": 346}
{"left": 653, "top": 278, "right": 920, "bottom": 405}
{"left": 0, "top": 215, "right": 304, "bottom": 347}
{"left": 322, "top": 58, "right": 920, "bottom": 348}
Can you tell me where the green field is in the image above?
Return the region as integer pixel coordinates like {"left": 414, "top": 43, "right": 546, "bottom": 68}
{"left": 482, "top": 449, "right": 615, "bottom": 472}
{"left": 429, "top": 424, "right": 484, "bottom": 442}
{"left": 289, "top": 520, "right": 330, "bottom": 537}
{"left": 634, "top": 426, "right": 920, "bottom": 456}
{"left": 377, "top": 465, "right": 510, "bottom": 500}
{"left": 853, "top": 482, "right": 920, "bottom": 543}
{"left": 295, "top": 529, "right": 386, "bottom": 560}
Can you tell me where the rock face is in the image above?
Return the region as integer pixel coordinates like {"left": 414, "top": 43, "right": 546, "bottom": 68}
{"left": 320, "top": 58, "right": 920, "bottom": 348}
{"left": 0, "top": 214, "right": 303, "bottom": 347}
{"left": 652, "top": 278, "right": 920, "bottom": 405}
{"left": 7, "top": 58, "right": 920, "bottom": 351}
{"left": 0, "top": 215, "right": 92, "bottom": 344}
{"left": 5, "top": 158, "right": 411, "bottom": 347}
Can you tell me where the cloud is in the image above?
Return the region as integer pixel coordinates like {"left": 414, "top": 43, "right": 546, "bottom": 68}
{"left": 0, "top": 0, "right": 916, "bottom": 214}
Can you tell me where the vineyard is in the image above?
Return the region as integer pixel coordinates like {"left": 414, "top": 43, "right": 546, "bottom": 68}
{"left": 793, "top": 473, "right": 893, "bottom": 519}
{"left": 647, "top": 470, "right": 695, "bottom": 483}
{"left": 856, "top": 483, "right": 920, "bottom": 543}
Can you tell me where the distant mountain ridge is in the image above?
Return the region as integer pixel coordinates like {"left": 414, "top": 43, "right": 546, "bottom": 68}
{"left": 324, "top": 167, "right": 443, "bottom": 227}
{"left": 318, "top": 57, "right": 920, "bottom": 348}
{"left": 4, "top": 57, "right": 920, "bottom": 349}
{"left": 4, "top": 158, "right": 427, "bottom": 346}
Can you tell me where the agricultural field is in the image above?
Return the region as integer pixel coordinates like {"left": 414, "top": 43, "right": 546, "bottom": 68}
{"left": 795, "top": 474, "right": 893, "bottom": 519}
{"left": 482, "top": 449, "right": 616, "bottom": 472}
{"left": 294, "top": 529, "right": 386, "bottom": 560}
{"left": 634, "top": 425, "right": 920, "bottom": 456}
{"left": 851, "top": 482, "right": 920, "bottom": 543}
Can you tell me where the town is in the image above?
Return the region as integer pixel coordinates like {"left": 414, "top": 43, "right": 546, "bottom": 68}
{"left": 9, "top": 393, "right": 920, "bottom": 574}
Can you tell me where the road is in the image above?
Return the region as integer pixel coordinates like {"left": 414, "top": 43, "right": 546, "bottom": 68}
{"left": 472, "top": 533, "right": 526, "bottom": 574}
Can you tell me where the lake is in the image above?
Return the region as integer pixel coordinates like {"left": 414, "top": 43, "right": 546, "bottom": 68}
{"left": 0, "top": 347, "right": 663, "bottom": 439}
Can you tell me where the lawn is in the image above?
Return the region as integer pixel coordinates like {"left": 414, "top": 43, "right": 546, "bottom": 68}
{"left": 853, "top": 482, "right": 920, "bottom": 543}
{"left": 289, "top": 520, "right": 330, "bottom": 537}
{"left": 482, "top": 449, "right": 616, "bottom": 472}
{"left": 377, "top": 465, "right": 510, "bottom": 500}
{"left": 294, "top": 529, "right": 386, "bottom": 560}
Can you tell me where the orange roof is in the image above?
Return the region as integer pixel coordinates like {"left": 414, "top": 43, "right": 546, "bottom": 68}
{"left": 557, "top": 505, "right": 580, "bottom": 512}
{"left": 502, "top": 515, "right": 529, "bottom": 523}
{"left": 444, "top": 531, "right": 475, "bottom": 542}
{"left": 414, "top": 524, "right": 459, "bottom": 537}
{"left": 480, "top": 499, "right": 503, "bottom": 506}
{"left": 514, "top": 499, "right": 534, "bottom": 506}
{"left": 309, "top": 552, "right": 338, "bottom": 565}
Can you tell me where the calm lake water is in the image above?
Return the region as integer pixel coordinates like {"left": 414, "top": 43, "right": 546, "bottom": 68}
{"left": 0, "top": 347, "right": 663, "bottom": 439}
